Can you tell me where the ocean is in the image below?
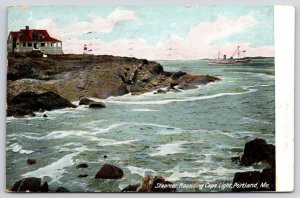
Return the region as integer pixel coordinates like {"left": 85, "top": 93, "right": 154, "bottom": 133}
{"left": 6, "top": 58, "right": 275, "bottom": 192}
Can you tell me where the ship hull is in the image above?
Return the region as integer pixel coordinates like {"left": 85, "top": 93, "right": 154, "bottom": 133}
{"left": 209, "top": 59, "right": 251, "bottom": 65}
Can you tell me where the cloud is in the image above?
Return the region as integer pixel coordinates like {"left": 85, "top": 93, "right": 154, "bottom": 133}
{"left": 34, "top": 8, "right": 137, "bottom": 38}
{"left": 33, "top": 13, "right": 273, "bottom": 59}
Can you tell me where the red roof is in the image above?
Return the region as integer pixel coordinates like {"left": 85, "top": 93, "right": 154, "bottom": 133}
{"left": 10, "top": 28, "right": 61, "bottom": 43}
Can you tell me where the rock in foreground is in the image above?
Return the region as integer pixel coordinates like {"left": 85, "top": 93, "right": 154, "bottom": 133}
{"left": 7, "top": 91, "right": 76, "bottom": 117}
{"left": 11, "top": 177, "right": 48, "bottom": 192}
{"left": 122, "top": 175, "right": 176, "bottom": 192}
{"left": 95, "top": 164, "right": 123, "bottom": 179}
{"left": 231, "top": 139, "right": 275, "bottom": 192}
{"left": 232, "top": 168, "right": 275, "bottom": 192}
{"left": 232, "top": 138, "right": 275, "bottom": 167}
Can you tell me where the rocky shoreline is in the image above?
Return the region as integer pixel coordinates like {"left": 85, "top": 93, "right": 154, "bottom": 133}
{"left": 7, "top": 51, "right": 220, "bottom": 117}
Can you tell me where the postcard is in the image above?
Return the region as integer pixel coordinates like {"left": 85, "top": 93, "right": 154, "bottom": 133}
{"left": 5, "top": 5, "right": 294, "bottom": 192}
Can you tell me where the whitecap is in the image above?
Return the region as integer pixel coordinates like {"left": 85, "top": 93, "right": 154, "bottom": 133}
{"left": 95, "top": 138, "right": 136, "bottom": 146}
{"left": 105, "top": 89, "right": 256, "bottom": 105}
{"left": 7, "top": 143, "right": 34, "bottom": 154}
{"left": 22, "top": 152, "right": 79, "bottom": 184}
{"left": 149, "top": 141, "right": 187, "bottom": 156}
{"left": 165, "top": 166, "right": 200, "bottom": 181}
{"left": 88, "top": 121, "right": 181, "bottom": 135}
{"left": 39, "top": 130, "right": 90, "bottom": 140}
{"left": 127, "top": 166, "right": 156, "bottom": 177}
{"left": 132, "top": 109, "right": 159, "bottom": 112}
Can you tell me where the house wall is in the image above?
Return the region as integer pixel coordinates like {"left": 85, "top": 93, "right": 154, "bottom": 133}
{"left": 7, "top": 35, "right": 14, "bottom": 52}
{"left": 17, "top": 42, "right": 63, "bottom": 54}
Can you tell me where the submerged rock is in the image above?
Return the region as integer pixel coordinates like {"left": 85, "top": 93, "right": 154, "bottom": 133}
{"left": 76, "top": 163, "right": 88, "bottom": 169}
{"left": 27, "top": 158, "right": 37, "bottom": 165}
{"left": 95, "top": 164, "right": 123, "bottom": 179}
{"left": 89, "top": 102, "right": 106, "bottom": 108}
{"left": 78, "top": 174, "right": 88, "bottom": 178}
{"left": 11, "top": 177, "right": 48, "bottom": 192}
{"left": 56, "top": 186, "right": 70, "bottom": 192}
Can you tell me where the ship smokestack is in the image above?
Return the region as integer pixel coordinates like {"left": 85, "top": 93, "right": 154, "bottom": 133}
{"left": 25, "top": 26, "right": 29, "bottom": 30}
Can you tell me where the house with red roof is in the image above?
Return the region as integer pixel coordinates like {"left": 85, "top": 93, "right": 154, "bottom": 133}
{"left": 7, "top": 26, "right": 63, "bottom": 54}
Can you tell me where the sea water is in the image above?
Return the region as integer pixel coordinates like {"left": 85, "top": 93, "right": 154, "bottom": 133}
{"left": 6, "top": 58, "right": 275, "bottom": 192}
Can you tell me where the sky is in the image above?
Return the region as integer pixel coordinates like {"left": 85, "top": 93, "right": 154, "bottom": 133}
{"left": 7, "top": 5, "right": 274, "bottom": 60}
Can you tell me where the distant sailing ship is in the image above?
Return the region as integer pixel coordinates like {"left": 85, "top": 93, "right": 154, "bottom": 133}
{"left": 209, "top": 46, "right": 251, "bottom": 65}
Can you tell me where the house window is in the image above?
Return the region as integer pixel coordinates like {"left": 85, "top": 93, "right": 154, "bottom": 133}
{"left": 57, "top": 43, "right": 61, "bottom": 47}
{"left": 28, "top": 43, "right": 32, "bottom": 47}
{"left": 16, "top": 43, "right": 19, "bottom": 45}
{"left": 41, "top": 43, "right": 46, "bottom": 47}
{"left": 53, "top": 43, "right": 57, "bottom": 47}
{"left": 23, "top": 43, "right": 26, "bottom": 47}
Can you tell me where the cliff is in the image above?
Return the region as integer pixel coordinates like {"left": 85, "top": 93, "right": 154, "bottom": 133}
{"left": 7, "top": 51, "right": 220, "bottom": 116}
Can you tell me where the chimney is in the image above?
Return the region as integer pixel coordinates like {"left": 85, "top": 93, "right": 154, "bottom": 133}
{"left": 25, "top": 26, "right": 29, "bottom": 30}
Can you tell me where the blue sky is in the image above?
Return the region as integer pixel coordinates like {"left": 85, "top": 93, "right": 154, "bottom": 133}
{"left": 8, "top": 6, "right": 274, "bottom": 59}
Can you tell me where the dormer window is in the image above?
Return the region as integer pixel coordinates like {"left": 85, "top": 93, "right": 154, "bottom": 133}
{"left": 32, "top": 32, "right": 39, "bottom": 41}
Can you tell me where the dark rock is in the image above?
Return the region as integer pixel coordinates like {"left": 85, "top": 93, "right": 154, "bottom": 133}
{"left": 104, "top": 155, "right": 107, "bottom": 159}
{"left": 11, "top": 180, "right": 22, "bottom": 191}
{"left": 78, "top": 174, "right": 88, "bottom": 178}
{"left": 7, "top": 91, "right": 76, "bottom": 117}
{"left": 177, "top": 83, "right": 198, "bottom": 90}
{"left": 41, "top": 182, "right": 49, "bottom": 192}
{"left": 121, "top": 184, "right": 140, "bottom": 192}
{"left": 79, "top": 97, "right": 94, "bottom": 105}
{"left": 56, "top": 186, "right": 70, "bottom": 192}
{"left": 149, "top": 63, "right": 164, "bottom": 75}
{"left": 155, "top": 89, "right": 166, "bottom": 94}
{"left": 89, "top": 102, "right": 106, "bottom": 108}
{"left": 231, "top": 139, "right": 276, "bottom": 192}
{"left": 95, "top": 164, "right": 123, "bottom": 179}
{"left": 260, "top": 168, "right": 275, "bottom": 191}
{"left": 27, "top": 158, "right": 37, "bottom": 165}
{"left": 43, "top": 114, "right": 48, "bottom": 118}
{"left": 7, "top": 107, "right": 36, "bottom": 118}
{"left": 177, "top": 74, "right": 220, "bottom": 85}
{"left": 232, "top": 168, "right": 275, "bottom": 192}
{"left": 171, "top": 71, "right": 187, "bottom": 80}
{"left": 232, "top": 171, "right": 261, "bottom": 192}
{"left": 26, "top": 50, "right": 44, "bottom": 58}
{"left": 240, "top": 138, "right": 275, "bottom": 166}
{"left": 169, "top": 82, "right": 179, "bottom": 89}
{"left": 11, "top": 177, "right": 48, "bottom": 192}
{"left": 76, "top": 163, "right": 88, "bottom": 169}
{"left": 142, "top": 59, "right": 149, "bottom": 65}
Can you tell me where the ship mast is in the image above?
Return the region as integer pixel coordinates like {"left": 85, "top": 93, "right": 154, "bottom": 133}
{"left": 231, "top": 46, "right": 240, "bottom": 59}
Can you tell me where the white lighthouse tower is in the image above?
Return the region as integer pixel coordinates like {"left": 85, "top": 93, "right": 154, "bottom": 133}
{"left": 83, "top": 44, "right": 87, "bottom": 54}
